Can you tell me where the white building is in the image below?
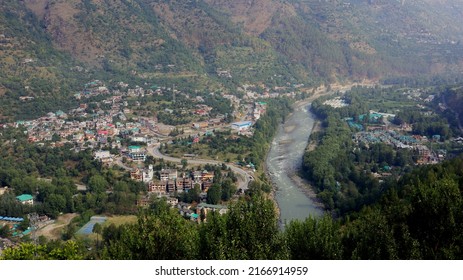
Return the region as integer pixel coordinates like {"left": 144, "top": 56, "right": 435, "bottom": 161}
{"left": 231, "top": 121, "right": 253, "bottom": 131}
{"left": 142, "top": 165, "right": 154, "bottom": 183}
{"left": 94, "top": 150, "right": 112, "bottom": 162}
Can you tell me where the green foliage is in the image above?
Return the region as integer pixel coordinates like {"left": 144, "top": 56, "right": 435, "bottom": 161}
{"left": 285, "top": 215, "right": 342, "bottom": 260}
{"left": 3, "top": 157, "right": 463, "bottom": 260}
{"left": 304, "top": 85, "right": 461, "bottom": 215}
{"left": 206, "top": 184, "right": 222, "bottom": 205}
{"left": 101, "top": 209, "right": 199, "bottom": 260}
{"left": 0, "top": 241, "right": 84, "bottom": 260}
{"left": 199, "top": 195, "right": 288, "bottom": 260}
{"left": 88, "top": 175, "right": 108, "bottom": 194}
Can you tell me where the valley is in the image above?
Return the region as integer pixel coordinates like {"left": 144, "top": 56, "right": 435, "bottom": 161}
{"left": 1, "top": 0, "right": 463, "bottom": 262}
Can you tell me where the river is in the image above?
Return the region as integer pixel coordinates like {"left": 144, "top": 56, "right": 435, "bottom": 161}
{"left": 266, "top": 102, "right": 323, "bottom": 226}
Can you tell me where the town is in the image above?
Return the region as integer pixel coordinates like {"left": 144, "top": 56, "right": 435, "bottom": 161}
{"left": 0, "top": 78, "right": 303, "bottom": 245}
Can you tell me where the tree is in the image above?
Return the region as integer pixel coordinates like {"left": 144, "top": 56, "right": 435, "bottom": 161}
{"left": 206, "top": 184, "right": 222, "bottom": 204}
{"left": 187, "top": 184, "right": 201, "bottom": 203}
{"left": 221, "top": 179, "right": 236, "bottom": 201}
{"left": 181, "top": 159, "right": 188, "bottom": 169}
{"left": 101, "top": 209, "right": 199, "bottom": 259}
{"left": 0, "top": 225, "right": 11, "bottom": 238}
{"left": 18, "top": 217, "right": 30, "bottom": 232}
{"left": 285, "top": 215, "right": 342, "bottom": 259}
{"left": 93, "top": 223, "right": 103, "bottom": 251}
{"left": 88, "top": 175, "right": 108, "bottom": 194}
{"left": 0, "top": 241, "right": 84, "bottom": 260}
{"left": 51, "top": 133, "right": 61, "bottom": 142}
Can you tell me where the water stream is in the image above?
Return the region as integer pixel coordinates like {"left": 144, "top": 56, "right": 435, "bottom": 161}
{"left": 266, "top": 103, "right": 323, "bottom": 226}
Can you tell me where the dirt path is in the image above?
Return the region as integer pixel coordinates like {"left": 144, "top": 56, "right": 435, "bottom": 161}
{"left": 35, "top": 213, "right": 78, "bottom": 240}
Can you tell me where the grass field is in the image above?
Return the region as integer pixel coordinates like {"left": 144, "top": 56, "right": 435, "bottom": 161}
{"left": 81, "top": 215, "right": 138, "bottom": 241}
{"left": 103, "top": 215, "right": 138, "bottom": 227}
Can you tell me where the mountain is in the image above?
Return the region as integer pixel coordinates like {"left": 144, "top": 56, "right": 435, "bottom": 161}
{"left": 1, "top": 0, "right": 463, "bottom": 121}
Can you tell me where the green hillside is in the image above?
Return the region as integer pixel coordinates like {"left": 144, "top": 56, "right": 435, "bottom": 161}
{"left": 1, "top": 0, "right": 463, "bottom": 121}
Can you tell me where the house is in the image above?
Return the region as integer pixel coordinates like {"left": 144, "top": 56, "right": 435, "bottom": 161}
{"left": 142, "top": 165, "right": 154, "bottom": 183}
{"left": 192, "top": 122, "right": 209, "bottom": 130}
{"left": 148, "top": 181, "right": 166, "bottom": 196}
{"left": 167, "top": 180, "right": 176, "bottom": 193}
{"left": 196, "top": 203, "right": 228, "bottom": 221}
{"left": 176, "top": 178, "right": 193, "bottom": 193}
{"left": 16, "top": 194, "right": 34, "bottom": 205}
{"left": 131, "top": 135, "right": 147, "bottom": 143}
{"left": 167, "top": 197, "right": 178, "bottom": 207}
{"left": 201, "top": 170, "right": 214, "bottom": 181}
{"left": 94, "top": 150, "right": 112, "bottom": 163}
{"left": 0, "top": 186, "right": 9, "bottom": 196}
{"left": 180, "top": 178, "right": 193, "bottom": 192}
{"left": 160, "top": 169, "right": 178, "bottom": 181}
{"left": 128, "top": 146, "right": 146, "bottom": 161}
{"left": 231, "top": 121, "right": 252, "bottom": 131}
{"left": 130, "top": 169, "right": 143, "bottom": 181}
{"left": 137, "top": 195, "right": 150, "bottom": 207}
{"left": 192, "top": 171, "right": 202, "bottom": 182}
{"left": 202, "top": 181, "right": 213, "bottom": 192}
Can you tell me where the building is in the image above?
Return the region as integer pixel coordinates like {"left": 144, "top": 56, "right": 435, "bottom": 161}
{"left": 196, "top": 203, "right": 228, "bottom": 221}
{"left": 130, "top": 169, "right": 143, "bottom": 181}
{"left": 192, "top": 122, "right": 209, "bottom": 130}
{"left": 131, "top": 136, "right": 147, "bottom": 143}
{"left": 148, "top": 181, "right": 167, "bottom": 196}
{"left": 16, "top": 194, "right": 34, "bottom": 205}
{"left": 202, "top": 181, "right": 213, "bottom": 192}
{"left": 167, "top": 197, "right": 178, "bottom": 207}
{"left": 167, "top": 180, "right": 176, "bottom": 193}
{"left": 94, "top": 150, "right": 112, "bottom": 163}
{"left": 137, "top": 195, "right": 150, "bottom": 207}
{"left": 142, "top": 165, "right": 154, "bottom": 183}
{"left": 128, "top": 145, "right": 146, "bottom": 161}
{"left": 176, "top": 178, "right": 193, "bottom": 193}
{"left": 160, "top": 169, "right": 178, "bottom": 181}
{"left": 201, "top": 171, "right": 214, "bottom": 182}
{"left": 0, "top": 187, "right": 9, "bottom": 196}
{"left": 231, "top": 121, "right": 252, "bottom": 131}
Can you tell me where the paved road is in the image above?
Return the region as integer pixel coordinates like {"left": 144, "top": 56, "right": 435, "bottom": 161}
{"left": 148, "top": 145, "right": 251, "bottom": 190}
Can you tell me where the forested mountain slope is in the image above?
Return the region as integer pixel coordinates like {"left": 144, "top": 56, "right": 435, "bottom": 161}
{"left": 1, "top": 0, "right": 463, "bottom": 121}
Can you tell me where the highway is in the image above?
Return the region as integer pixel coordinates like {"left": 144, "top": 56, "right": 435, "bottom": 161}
{"left": 148, "top": 144, "right": 251, "bottom": 190}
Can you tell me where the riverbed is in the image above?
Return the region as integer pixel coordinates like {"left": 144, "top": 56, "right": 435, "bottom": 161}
{"left": 265, "top": 103, "right": 323, "bottom": 226}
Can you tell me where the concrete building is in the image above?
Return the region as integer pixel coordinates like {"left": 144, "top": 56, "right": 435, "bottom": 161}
{"left": 128, "top": 145, "right": 146, "bottom": 161}
{"left": 94, "top": 150, "right": 112, "bottom": 162}
{"left": 231, "top": 121, "right": 252, "bottom": 131}
{"left": 160, "top": 169, "right": 178, "bottom": 181}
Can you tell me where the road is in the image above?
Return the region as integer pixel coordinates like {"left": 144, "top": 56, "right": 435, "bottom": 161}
{"left": 148, "top": 145, "right": 251, "bottom": 190}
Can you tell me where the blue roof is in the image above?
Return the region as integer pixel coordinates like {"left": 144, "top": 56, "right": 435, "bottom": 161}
{"left": 232, "top": 121, "right": 252, "bottom": 127}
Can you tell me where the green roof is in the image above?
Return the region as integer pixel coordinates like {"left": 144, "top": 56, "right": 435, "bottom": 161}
{"left": 16, "top": 194, "right": 33, "bottom": 202}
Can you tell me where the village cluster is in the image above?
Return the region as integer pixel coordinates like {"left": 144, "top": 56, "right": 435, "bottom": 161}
{"left": 0, "top": 80, "right": 298, "bottom": 153}
{"left": 0, "top": 79, "right": 304, "bottom": 229}
{"left": 323, "top": 92, "right": 462, "bottom": 167}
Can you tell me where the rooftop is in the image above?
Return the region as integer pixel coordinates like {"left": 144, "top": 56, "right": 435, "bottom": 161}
{"left": 16, "top": 194, "right": 33, "bottom": 202}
